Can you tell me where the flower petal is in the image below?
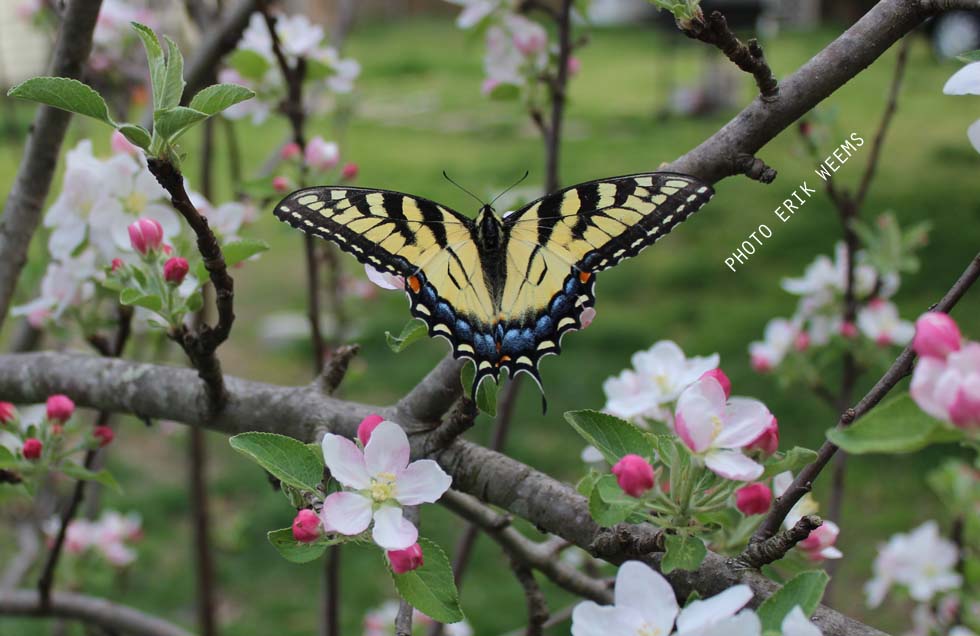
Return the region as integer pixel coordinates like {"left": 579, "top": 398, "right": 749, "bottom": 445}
{"left": 321, "top": 434, "right": 370, "bottom": 489}
{"left": 676, "top": 584, "right": 753, "bottom": 632}
{"left": 321, "top": 492, "right": 372, "bottom": 536}
{"left": 781, "top": 607, "right": 821, "bottom": 636}
{"left": 372, "top": 506, "right": 418, "bottom": 550}
{"left": 715, "top": 398, "right": 771, "bottom": 449}
{"left": 944, "top": 61, "right": 980, "bottom": 95}
{"left": 680, "top": 610, "right": 761, "bottom": 636}
{"left": 969, "top": 118, "right": 980, "bottom": 155}
{"left": 364, "top": 421, "right": 411, "bottom": 477}
{"left": 614, "top": 561, "right": 678, "bottom": 632}
{"left": 705, "top": 450, "right": 763, "bottom": 481}
{"left": 571, "top": 602, "right": 645, "bottom": 636}
{"left": 395, "top": 459, "right": 452, "bottom": 505}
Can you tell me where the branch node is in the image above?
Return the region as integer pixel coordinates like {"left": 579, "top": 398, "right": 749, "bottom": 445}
{"left": 317, "top": 344, "right": 360, "bottom": 394}
{"left": 735, "top": 515, "right": 822, "bottom": 570}
{"left": 588, "top": 524, "right": 664, "bottom": 559}
{"left": 841, "top": 407, "right": 857, "bottom": 425}
{"left": 734, "top": 153, "right": 777, "bottom": 183}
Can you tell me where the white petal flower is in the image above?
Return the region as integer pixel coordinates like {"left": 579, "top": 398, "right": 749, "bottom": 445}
{"left": 630, "top": 340, "right": 720, "bottom": 404}
{"left": 749, "top": 318, "right": 799, "bottom": 371}
{"left": 856, "top": 299, "right": 914, "bottom": 346}
{"left": 943, "top": 61, "right": 980, "bottom": 95}
{"left": 365, "top": 264, "right": 404, "bottom": 291}
{"left": 320, "top": 421, "right": 451, "bottom": 550}
{"left": 865, "top": 521, "right": 961, "bottom": 607}
{"left": 571, "top": 561, "right": 679, "bottom": 636}
{"left": 969, "top": 118, "right": 980, "bottom": 154}
{"left": 675, "top": 584, "right": 756, "bottom": 635}
{"left": 781, "top": 606, "right": 821, "bottom": 636}
{"left": 446, "top": 0, "right": 500, "bottom": 29}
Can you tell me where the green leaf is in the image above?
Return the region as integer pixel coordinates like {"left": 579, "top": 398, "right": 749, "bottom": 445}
{"left": 460, "top": 363, "right": 497, "bottom": 416}
{"left": 761, "top": 446, "right": 819, "bottom": 479}
{"left": 153, "top": 106, "right": 208, "bottom": 143}
{"left": 827, "top": 393, "right": 964, "bottom": 454}
{"left": 267, "top": 527, "right": 343, "bottom": 564}
{"left": 956, "top": 49, "right": 980, "bottom": 63}
{"left": 757, "top": 570, "right": 829, "bottom": 630}
{"left": 132, "top": 22, "right": 166, "bottom": 109}
{"left": 185, "top": 291, "right": 204, "bottom": 314}
{"left": 59, "top": 462, "right": 121, "bottom": 492}
{"left": 117, "top": 124, "right": 151, "bottom": 149}
{"left": 119, "top": 288, "right": 162, "bottom": 312}
{"left": 661, "top": 534, "right": 707, "bottom": 574}
{"left": 222, "top": 238, "right": 270, "bottom": 267}
{"left": 386, "top": 319, "right": 428, "bottom": 353}
{"left": 564, "top": 410, "right": 656, "bottom": 465}
{"left": 389, "top": 537, "right": 464, "bottom": 624}
{"left": 0, "top": 445, "right": 19, "bottom": 469}
{"left": 229, "top": 432, "right": 324, "bottom": 492}
{"left": 188, "top": 83, "right": 255, "bottom": 116}
{"left": 7, "top": 77, "right": 114, "bottom": 126}
{"left": 588, "top": 474, "right": 638, "bottom": 526}
{"left": 161, "top": 36, "right": 185, "bottom": 109}
{"left": 227, "top": 49, "right": 271, "bottom": 81}
{"left": 488, "top": 82, "right": 520, "bottom": 101}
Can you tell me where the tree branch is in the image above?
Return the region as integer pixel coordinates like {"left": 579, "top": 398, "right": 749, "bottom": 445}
{"left": 0, "top": 0, "right": 103, "bottom": 333}
{"left": 0, "top": 589, "right": 194, "bottom": 636}
{"left": 735, "top": 515, "right": 822, "bottom": 569}
{"left": 754, "top": 251, "right": 980, "bottom": 543}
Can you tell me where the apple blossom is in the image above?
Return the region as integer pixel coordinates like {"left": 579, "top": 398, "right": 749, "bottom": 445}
{"left": 12, "top": 250, "right": 98, "bottom": 325}
{"left": 701, "top": 368, "right": 731, "bottom": 399}
{"left": 864, "top": 521, "right": 962, "bottom": 608}
{"left": 292, "top": 509, "right": 323, "bottom": 543}
{"left": 797, "top": 521, "right": 842, "bottom": 561}
{"left": 602, "top": 368, "right": 667, "bottom": 423}
{"left": 912, "top": 312, "right": 962, "bottom": 359}
{"left": 163, "top": 257, "right": 189, "bottom": 285}
{"left": 749, "top": 318, "right": 799, "bottom": 372}
{"left": 93, "top": 425, "right": 114, "bottom": 447}
{"left": 445, "top": 0, "right": 500, "bottom": 29}
{"left": 46, "top": 394, "right": 75, "bottom": 422}
{"left": 674, "top": 376, "right": 772, "bottom": 481}
{"left": 507, "top": 13, "right": 547, "bottom": 56}
{"left": 735, "top": 483, "right": 772, "bottom": 515}
{"left": 611, "top": 454, "right": 654, "bottom": 497}
{"left": 22, "top": 438, "right": 42, "bottom": 460}
{"left": 111, "top": 130, "right": 140, "bottom": 156}
{"left": 272, "top": 176, "right": 291, "bottom": 192}
{"left": 781, "top": 606, "right": 822, "bottom": 636}
{"left": 571, "top": 560, "right": 758, "bottom": 636}
{"left": 281, "top": 142, "right": 301, "bottom": 160}
{"left": 305, "top": 137, "right": 340, "bottom": 172}
{"left": 357, "top": 414, "right": 385, "bottom": 446}
{"left": 567, "top": 55, "right": 582, "bottom": 75}
{"left": 579, "top": 306, "right": 597, "bottom": 329}
{"left": 321, "top": 421, "right": 452, "bottom": 550}
{"left": 746, "top": 416, "right": 779, "bottom": 456}
{"left": 856, "top": 299, "right": 914, "bottom": 346}
{"left": 128, "top": 218, "right": 165, "bottom": 256}
{"left": 911, "top": 341, "right": 980, "bottom": 429}
{"left": 387, "top": 542, "right": 424, "bottom": 574}
{"left": 0, "top": 402, "right": 16, "bottom": 424}
{"left": 365, "top": 264, "right": 405, "bottom": 291}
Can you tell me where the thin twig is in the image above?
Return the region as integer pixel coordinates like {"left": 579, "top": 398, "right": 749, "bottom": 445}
{"left": 510, "top": 559, "right": 548, "bottom": 636}
{"left": 754, "top": 252, "right": 980, "bottom": 543}
{"left": 735, "top": 515, "right": 822, "bottom": 569}
{"left": 679, "top": 10, "right": 779, "bottom": 101}
{"left": 318, "top": 344, "right": 360, "bottom": 394}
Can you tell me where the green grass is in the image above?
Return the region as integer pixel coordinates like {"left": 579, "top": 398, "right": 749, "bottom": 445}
{"left": 2, "top": 15, "right": 979, "bottom": 636}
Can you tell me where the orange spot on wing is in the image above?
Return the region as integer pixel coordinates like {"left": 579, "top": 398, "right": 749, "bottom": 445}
{"left": 497, "top": 355, "right": 511, "bottom": 367}
{"left": 407, "top": 275, "right": 421, "bottom": 293}
{"left": 495, "top": 341, "right": 502, "bottom": 353}
{"left": 579, "top": 271, "right": 591, "bottom": 283}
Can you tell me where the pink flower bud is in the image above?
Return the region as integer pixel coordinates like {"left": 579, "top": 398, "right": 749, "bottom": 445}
{"left": 340, "top": 162, "right": 358, "bottom": 181}
{"left": 162, "top": 244, "right": 173, "bottom": 256}
{"left": 839, "top": 321, "right": 858, "bottom": 339}
{"left": 750, "top": 353, "right": 773, "bottom": 373}
{"left": 735, "top": 483, "right": 772, "bottom": 515}
{"left": 513, "top": 29, "right": 546, "bottom": 56}
{"left": 128, "top": 218, "right": 164, "bottom": 256}
{"left": 357, "top": 414, "right": 385, "bottom": 446}
{"left": 46, "top": 394, "right": 75, "bottom": 423}
{"left": 22, "top": 438, "right": 42, "bottom": 460}
{"left": 93, "top": 425, "right": 114, "bottom": 447}
{"left": 110, "top": 258, "right": 124, "bottom": 272}
{"left": 111, "top": 130, "right": 140, "bottom": 156}
{"left": 304, "top": 137, "right": 339, "bottom": 172}
{"left": 912, "top": 312, "right": 962, "bottom": 360}
{"left": 0, "top": 402, "right": 15, "bottom": 424}
{"left": 611, "top": 454, "right": 655, "bottom": 498}
{"left": 272, "top": 176, "right": 291, "bottom": 192}
{"left": 163, "top": 257, "right": 189, "bottom": 286}
{"left": 794, "top": 332, "right": 810, "bottom": 351}
{"left": 567, "top": 56, "right": 581, "bottom": 75}
{"left": 700, "top": 368, "right": 731, "bottom": 399}
{"left": 280, "top": 142, "right": 301, "bottom": 160}
{"left": 798, "top": 521, "right": 840, "bottom": 561}
{"left": 875, "top": 334, "right": 892, "bottom": 347}
{"left": 798, "top": 121, "right": 812, "bottom": 137}
{"left": 292, "top": 509, "right": 323, "bottom": 543}
{"left": 747, "top": 416, "right": 779, "bottom": 456}
{"left": 388, "top": 542, "right": 424, "bottom": 574}
{"left": 948, "top": 385, "right": 980, "bottom": 429}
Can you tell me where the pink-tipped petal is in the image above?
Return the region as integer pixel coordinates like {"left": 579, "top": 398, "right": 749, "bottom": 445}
{"left": 394, "top": 459, "right": 452, "bottom": 505}
{"left": 364, "top": 421, "right": 411, "bottom": 477}
{"left": 705, "top": 450, "right": 763, "bottom": 481}
{"left": 321, "top": 492, "right": 372, "bottom": 536}
{"left": 372, "top": 506, "right": 418, "bottom": 550}
{"left": 714, "top": 398, "right": 772, "bottom": 449}
{"left": 613, "top": 561, "right": 678, "bottom": 632}
{"left": 321, "top": 434, "right": 370, "bottom": 489}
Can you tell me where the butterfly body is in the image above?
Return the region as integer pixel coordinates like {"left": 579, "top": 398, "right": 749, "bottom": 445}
{"left": 274, "top": 173, "right": 714, "bottom": 397}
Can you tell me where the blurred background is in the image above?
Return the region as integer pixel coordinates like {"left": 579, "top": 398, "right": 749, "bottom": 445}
{"left": 1, "top": 0, "right": 978, "bottom": 634}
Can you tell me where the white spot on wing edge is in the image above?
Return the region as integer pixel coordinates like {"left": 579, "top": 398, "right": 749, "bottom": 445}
{"left": 297, "top": 194, "right": 319, "bottom": 206}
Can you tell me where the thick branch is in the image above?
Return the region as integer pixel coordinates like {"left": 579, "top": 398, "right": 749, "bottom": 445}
{"left": 755, "top": 251, "right": 980, "bottom": 543}
{"left": 0, "top": 589, "right": 194, "bottom": 636}
{"left": 0, "top": 0, "right": 103, "bottom": 333}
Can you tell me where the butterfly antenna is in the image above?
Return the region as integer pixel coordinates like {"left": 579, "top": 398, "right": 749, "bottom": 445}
{"left": 490, "top": 170, "right": 530, "bottom": 208}
{"left": 443, "top": 171, "right": 486, "bottom": 207}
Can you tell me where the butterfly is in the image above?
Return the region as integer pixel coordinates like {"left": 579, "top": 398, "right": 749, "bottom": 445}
{"left": 274, "top": 172, "right": 714, "bottom": 402}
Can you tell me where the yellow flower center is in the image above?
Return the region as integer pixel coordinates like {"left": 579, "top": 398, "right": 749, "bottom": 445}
{"left": 653, "top": 374, "right": 671, "bottom": 392}
{"left": 369, "top": 472, "right": 397, "bottom": 503}
{"left": 710, "top": 414, "right": 724, "bottom": 439}
{"left": 125, "top": 191, "right": 147, "bottom": 214}
{"left": 638, "top": 624, "right": 663, "bottom": 636}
